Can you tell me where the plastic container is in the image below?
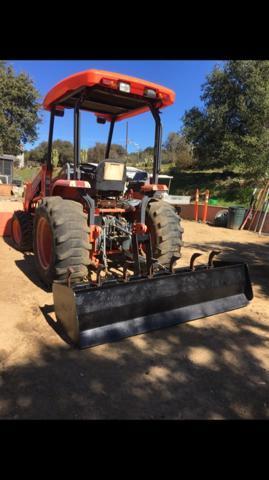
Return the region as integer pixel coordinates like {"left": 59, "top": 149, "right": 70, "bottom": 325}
{"left": 214, "top": 209, "right": 229, "bottom": 227}
{"left": 209, "top": 198, "right": 218, "bottom": 205}
{"left": 227, "top": 206, "right": 246, "bottom": 230}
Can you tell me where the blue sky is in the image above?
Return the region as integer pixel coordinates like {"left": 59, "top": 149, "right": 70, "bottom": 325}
{"left": 11, "top": 60, "right": 221, "bottom": 152}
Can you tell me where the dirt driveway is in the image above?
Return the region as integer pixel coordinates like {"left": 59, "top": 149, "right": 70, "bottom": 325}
{"left": 0, "top": 218, "right": 269, "bottom": 419}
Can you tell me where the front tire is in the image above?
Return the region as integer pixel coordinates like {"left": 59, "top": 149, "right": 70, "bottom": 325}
{"left": 146, "top": 200, "right": 183, "bottom": 267}
{"left": 11, "top": 210, "right": 33, "bottom": 251}
{"left": 33, "top": 197, "right": 90, "bottom": 287}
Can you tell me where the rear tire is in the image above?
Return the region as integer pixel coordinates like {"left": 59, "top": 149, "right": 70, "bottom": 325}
{"left": 146, "top": 200, "right": 183, "bottom": 267}
{"left": 33, "top": 197, "right": 90, "bottom": 287}
{"left": 11, "top": 210, "right": 33, "bottom": 251}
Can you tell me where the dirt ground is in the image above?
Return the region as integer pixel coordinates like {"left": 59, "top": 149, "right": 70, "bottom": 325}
{"left": 0, "top": 206, "right": 269, "bottom": 419}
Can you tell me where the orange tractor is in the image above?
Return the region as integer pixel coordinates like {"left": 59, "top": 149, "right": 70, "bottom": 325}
{"left": 11, "top": 69, "right": 253, "bottom": 348}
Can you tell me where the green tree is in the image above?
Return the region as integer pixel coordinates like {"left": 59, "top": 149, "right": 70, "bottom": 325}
{"left": 52, "top": 148, "right": 59, "bottom": 168}
{"left": 164, "top": 132, "right": 194, "bottom": 168}
{"left": 182, "top": 60, "right": 269, "bottom": 177}
{"left": 28, "top": 141, "right": 48, "bottom": 163}
{"left": 110, "top": 143, "right": 126, "bottom": 159}
{"left": 127, "top": 151, "right": 139, "bottom": 165}
{"left": 0, "top": 61, "right": 7, "bottom": 73}
{"left": 142, "top": 146, "right": 154, "bottom": 157}
{"left": 80, "top": 149, "right": 88, "bottom": 163}
{"left": 0, "top": 63, "right": 41, "bottom": 155}
{"left": 87, "top": 143, "right": 106, "bottom": 163}
{"left": 26, "top": 139, "right": 74, "bottom": 166}
{"left": 87, "top": 142, "right": 126, "bottom": 162}
{"left": 52, "top": 139, "right": 73, "bottom": 165}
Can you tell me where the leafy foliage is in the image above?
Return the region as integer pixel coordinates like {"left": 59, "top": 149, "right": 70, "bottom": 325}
{"left": 80, "top": 149, "right": 88, "bottom": 163}
{"left": 25, "top": 139, "right": 74, "bottom": 166}
{"left": 182, "top": 61, "right": 269, "bottom": 178}
{"left": 163, "top": 132, "right": 195, "bottom": 168}
{"left": 25, "top": 140, "right": 127, "bottom": 166}
{"left": 87, "top": 143, "right": 126, "bottom": 162}
{"left": 53, "top": 139, "right": 74, "bottom": 165}
{"left": 52, "top": 148, "right": 59, "bottom": 168}
{"left": 0, "top": 62, "right": 41, "bottom": 155}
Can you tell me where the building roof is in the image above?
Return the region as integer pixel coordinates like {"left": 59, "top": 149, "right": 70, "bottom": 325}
{"left": 0, "top": 154, "right": 16, "bottom": 161}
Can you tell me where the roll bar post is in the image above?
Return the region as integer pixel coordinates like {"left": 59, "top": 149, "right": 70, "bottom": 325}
{"left": 149, "top": 105, "right": 162, "bottom": 184}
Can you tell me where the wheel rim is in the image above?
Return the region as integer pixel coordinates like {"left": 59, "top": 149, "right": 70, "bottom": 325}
{"left": 36, "top": 217, "right": 53, "bottom": 270}
{"left": 12, "top": 218, "right": 22, "bottom": 245}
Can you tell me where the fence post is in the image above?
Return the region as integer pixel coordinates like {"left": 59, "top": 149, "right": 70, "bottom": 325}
{"left": 202, "top": 189, "right": 210, "bottom": 223}
{"left": 194, "top": 188, "right": 199, "bottom": 221}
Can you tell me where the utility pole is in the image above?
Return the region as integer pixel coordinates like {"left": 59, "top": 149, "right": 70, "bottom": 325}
{"left": 125, "top": 122, "right": 128, "bottom": 154}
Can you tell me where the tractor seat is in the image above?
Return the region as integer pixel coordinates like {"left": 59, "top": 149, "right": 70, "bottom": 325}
{"left": 95, "top": 159, "right": 126, "bottom": 194}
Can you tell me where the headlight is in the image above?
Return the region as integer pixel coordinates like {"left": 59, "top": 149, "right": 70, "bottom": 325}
{"left": 118, "top": 82, "right": 131, "bottom": 93}
{"left": 144, "top": 88, "right": 157, "bottom": 98}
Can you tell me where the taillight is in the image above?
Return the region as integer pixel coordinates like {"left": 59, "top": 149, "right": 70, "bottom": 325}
{"left": 101, "top": 78, "right": 118, "bottom": 88}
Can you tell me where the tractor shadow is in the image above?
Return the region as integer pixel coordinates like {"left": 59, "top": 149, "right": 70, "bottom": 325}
{"left": 15, "top": 254, "right": 51, "bottom": 292}
{"left": 184, "top": 236, "right": 269, "bottom": 297}
{"left": 39, "top": 304, "right": 74, "bottom": 346}
{"left": 1, "top": 231, "right": 269, "bottom": 419}
{"left": 1, "top": 308, "right": 269, "bottom": 420}
{"left": 4, "top": 236, "right": 50, "bottom": 292}
{"left": 2, "top": 227, "right": 269, "bottom": 420}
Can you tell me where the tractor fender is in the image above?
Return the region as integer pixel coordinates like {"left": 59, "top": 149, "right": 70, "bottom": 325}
{"left": 50, "top": 179, "right": 91, "bottom": 195}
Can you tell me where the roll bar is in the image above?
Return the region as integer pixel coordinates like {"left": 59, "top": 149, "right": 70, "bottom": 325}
{"left": 46, "top": 105, "right": 162, "bottom": 183}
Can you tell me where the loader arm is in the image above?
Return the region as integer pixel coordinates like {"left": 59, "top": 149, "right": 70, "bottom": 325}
{"left": 23, "top": 164, "right": 52, "bottom": 212}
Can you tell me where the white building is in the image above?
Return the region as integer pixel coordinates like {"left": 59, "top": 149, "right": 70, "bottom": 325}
{"left": 16, "top": 144, "right": 24, "bottom": 168}
{"left": 16, "top": 151, "right": 24, "bottom": 168}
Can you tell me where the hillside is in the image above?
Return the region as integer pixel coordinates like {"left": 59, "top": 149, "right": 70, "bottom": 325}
{"left": 166, "top": 168, "right": 255, "bottom": 207}
{"left": 14, "top": 165, "right": 255, "bottom": 208}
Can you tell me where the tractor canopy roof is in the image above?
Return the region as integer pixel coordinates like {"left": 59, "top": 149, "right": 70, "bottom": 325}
{"left": 43, "top": 69, "right": 175, "bottom": 122}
